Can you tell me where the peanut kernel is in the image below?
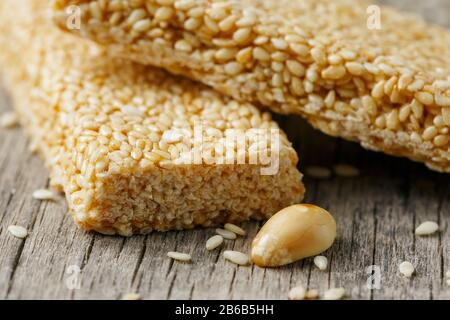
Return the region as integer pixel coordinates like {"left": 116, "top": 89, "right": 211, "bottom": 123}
{"left": 251, "top": 204, "right": 336, "bottom": 267}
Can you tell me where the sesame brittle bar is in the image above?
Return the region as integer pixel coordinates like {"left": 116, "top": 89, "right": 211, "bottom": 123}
{"left": 53, "top": 0, "right": 450, "bottom": 172}
{"left": 0, "top": 0, "right": 304, "bottom": 235}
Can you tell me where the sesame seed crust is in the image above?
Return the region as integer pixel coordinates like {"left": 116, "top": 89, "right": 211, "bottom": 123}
{"left": 0, "top": 0, "right": 304, "bottom": 236}
{"left": 53, "top": 0, "right": 450, "bottom": 172}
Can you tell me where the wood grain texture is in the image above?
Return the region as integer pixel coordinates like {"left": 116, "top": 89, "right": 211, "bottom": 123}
{"left": 0, "top": 1, "right": 449, "bottom": 300}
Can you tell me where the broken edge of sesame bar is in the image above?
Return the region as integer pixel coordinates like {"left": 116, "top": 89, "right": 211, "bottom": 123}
{"left": 0, "top": 0, "right": 304, "bottom": 235}
{"left": 52, "top": 0, "right": 450, "bottom": 172}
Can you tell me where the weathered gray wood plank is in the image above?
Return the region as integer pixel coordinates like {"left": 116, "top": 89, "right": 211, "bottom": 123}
{"left": 0, "top": 0, "right": 449, "bottom": 300}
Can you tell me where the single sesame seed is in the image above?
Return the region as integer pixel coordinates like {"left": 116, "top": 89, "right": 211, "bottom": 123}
{"left": 216, "top": 228, "right": 237, "bottom": 240}
{"left": 271, "top": 38, "right": 288, "bottom": 50}
{"left": 253, "top": 47, "right": 270, "bottom": 61}
{"left": 206, "top": 235, "right": 224, "bottom": 251}
{"left": 218, "top": 15, "right": 238, "bottom": 32}
{"left": 323, "top": 287, "right": 345, "bottom": 300}
{"left": 0, "top": 111, "right": 18, "bottom": 128}
{"left": 127, "top": 9, "right": 147, "bottom": 25}
{"left": 154, "top": 7, "right": 174, "bottom": 21}
{"left": 8, "top": 225, "right": 28, "bottom": 239}
{"left": 288, "top": 285, "right": 306, "bottom": 300}
{"left": 286, "top": 60, "right": 305, "bottom": 77}
{"left": 174, "top": 0, "right": 195, "bottom": 11}
{"left": 433, "top": 135, "right": 450, "bottom": 147}
{"left": 399, "top": 261, "right": 415, "bottom": 278}
{"left": 371, "top": 81, "right": 385, "bottom": 99}
{"left": 236, "top": 47, "right": 252, "bottom": 64}
{"left": 399, "top": 104, "right": 411, "bottom": 122}
{"left": 161, "top": 130, "right": 183, "bottom": 143}
{"left": 386, "top": 109, "right": 399, "bottom": 130}
{"left": 345, "top": 62, "right": 364, "bottom": 75}
{"left": 208, "top": 6, "right": 227, "bottom": 20}
{"left": 109, "top": 12, "right": 122, "bottom": 25}
{"left": 224, "top": 223, "right": 246, "bottom": 236}
{"left": 328, "top": 54, "right": 342, "bottom": 65}
{"left": 223, "top": 250, "right": 249, "bottom": 266}
{"left": 313, "top": 255, "right": 328, "bottom": 271}
{"left": 305, "top": 289, "right": 319, "bottom": 299}
{"left": 184, "top": 17, "right": 201, "bottom": 31}
{"left": 236, "top": 15, "right": 256, "bottom": 27}
{"left": 333, "top": 164, "right": 360, "bottom": 177}
{"left": 224, "top": 62, "right": 243, "bottom": 75}
{"left": 406, "top": 77, "right": 424, "bottom": 91}
{"left": 411, "top": 99, "right": 424, "bottom": 119}
{"left": 174, "top": 39, "right": 193, "bottom": 52}
{"left": 415, "top": 221, "right": 439, "bottom": 236}
{"left": 305, "top": 165, "right": 332, "bottom": 179}
{"left": 133, "top": 19, "right": 152, "bottom": 32}
{"left": 310, "top": 47, "right": 326, "bottom": 65}
{"left": 422, "top": 126, "right": 438, "bottom": 141}
{"left": 32, "top": 188, "right": 56, "bottom": 200}
{"left": 167, "top": 251, "right": 192, "bottom": 262}
{"left": 415, "top": 91, "right": 434, "bottom": 106}
{"left": 435, "top": 94, "right": 450, "bottom": 107}
{"left": 121, "top": 293, "right": 141, "bottom": 300}
{"left": 321, "top": 65, "right": 346, "bottom": 80}
{"left": 233, "top": 28, "right": 252, "bottom": 44}
{"left": 215, "top": 48, "right": 237, "bottom": 61}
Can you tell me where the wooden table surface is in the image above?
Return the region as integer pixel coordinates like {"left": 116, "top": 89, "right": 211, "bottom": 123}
{"left": 0, "top": 0, "right": 449, "bottom": 300}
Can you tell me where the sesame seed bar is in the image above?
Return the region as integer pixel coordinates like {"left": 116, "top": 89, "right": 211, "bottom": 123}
{"left": 0, "top": 0, "right": 304, "bottom": 235}
{"left": 52, "top": 0, "right": 450, "bottom": 172}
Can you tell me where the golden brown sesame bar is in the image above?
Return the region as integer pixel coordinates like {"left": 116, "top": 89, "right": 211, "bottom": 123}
{"left": 52, "top": 0, "right": 450, "bottom": 172}
{"left": 0, "top": 0, "right": 304, "bottom": 235}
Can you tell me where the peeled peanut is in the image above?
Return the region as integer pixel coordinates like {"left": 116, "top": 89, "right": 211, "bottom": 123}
{"left": 251, "top": 204, "right": 336, "bottom": 267}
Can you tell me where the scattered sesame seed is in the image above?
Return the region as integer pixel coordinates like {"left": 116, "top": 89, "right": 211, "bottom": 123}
{"left": 32, "top": 188, "right": 56, "bottom": 200}
{"left": 305, "top": 289, "right": 319, "bottom": 299}
{"left": 8, "top": 225, "right": 28, "bottom": 239}
{"left": 333, "top": 164, "right": 360, "bottom": 177}
{"left": 288, "top": 285, "right": 306, "bottom": 300}
{"left": 224, "top": 223, "right": 246, "bottom": 236}
{"left": 0, "top": 111, "right": 18, "bottom": 128}
{"left": 206, "top": 235, "right": 224, "bottom": 251}
{"left": 121, "top": 293, "right": 141, "bottom": 300}
{"left": 399, "top": 261, "right": 415, "bottom": 278}
{"left": 446, "top": 269, "right": 450, "bottom": 279}
{"left": 305, "top": 165, "right": 332, "bottom": 179}
{"left": 223, "top": 250, "right": 249, "bottom": 266}
{"left": 323, "top": 287, "right": 345, "bottom": 300}
{"left": 313, "top": 255, "right": 328, "bottom": 271}
{"left": 415, "top": 221, "right": 439, "bottom": 236}
{"left": 167, "top": 251, "right": 192, "bottom": 262}
{"left": 216, "top": 228, "right": 237, "bottom": 240}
